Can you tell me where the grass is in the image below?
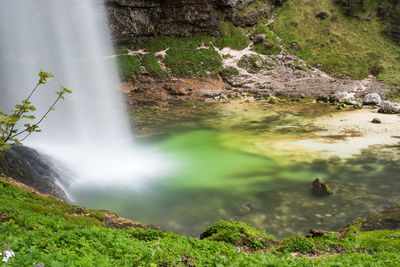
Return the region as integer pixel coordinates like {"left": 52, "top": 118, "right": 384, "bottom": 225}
{"left": 238, "top": 54, "right": 265, "bottom": 73}
{"left": 252, "top": 23, "right": 282, "bottom": 55}
{"left": 215, "top": 22, "right": 251, "bottom": 50}
{"left": 273, "top": 0, "right": 400, "bottom": 86}
{"left": 0, "top": 177, "right": 400, "bottom": 266}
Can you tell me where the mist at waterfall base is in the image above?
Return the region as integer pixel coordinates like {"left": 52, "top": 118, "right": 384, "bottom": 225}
{"left": 0, "top": 0, "right": 170, "bottom": 197}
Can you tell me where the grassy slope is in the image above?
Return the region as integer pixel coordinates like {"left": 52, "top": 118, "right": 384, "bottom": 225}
{"left": 273, "top": 0, "right": 400, "bottom": 86}
{"left": 0, "top": 178, "right": 399, "bottom": 266}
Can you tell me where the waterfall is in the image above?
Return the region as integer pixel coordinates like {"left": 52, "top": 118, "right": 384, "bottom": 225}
{"left": 0, "top": 0, "right": 168, "bottom": 197}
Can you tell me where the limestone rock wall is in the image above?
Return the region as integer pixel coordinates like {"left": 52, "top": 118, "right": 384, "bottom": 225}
{"left": 104, "top": 0, "right": 282, "bottom": 45}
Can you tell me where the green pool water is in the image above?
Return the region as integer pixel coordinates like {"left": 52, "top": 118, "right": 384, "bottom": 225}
{"left": 71, "top": 102, "right": 400, "bottom": 238}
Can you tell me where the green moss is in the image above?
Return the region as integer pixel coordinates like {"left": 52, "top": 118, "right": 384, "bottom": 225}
{"left": 280, "top": 236, "right": 316, "bottom": 253}
{"left": 1, "top": 177, "right": 400, "bottom": 265}
{"left": 141, "top": 54, "right": 168, "bottom": 79}
{"left": 220, "top": 66, "right": 240, "bottom": 77}
{"left": 200, "top": 220, "right": 275, "bottom": 250}
{"left": 164, "top": 47, "right": 222, "bottom": 77}
{"left": 252, "top": 23, "right": 282, "bottom": 55}
{"left": 215, "top": 22, "right": 250, "bottom": 50}
{"left": 115, "top": 55, "right": 141, "bottom": 78}
{"left": 238, "top": 54, "right": 265, "bottom": 73}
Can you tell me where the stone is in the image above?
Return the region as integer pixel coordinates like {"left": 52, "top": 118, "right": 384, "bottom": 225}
{"left": 371, "top": 117, "right": 381, "bottom": 124}
{"left": 0, "top": 145, "right": 68, "bottom": 200}
{"left": 330, "top": 91, "right": 355, "bottom": 104}
{"left": 253, "top": 61, "right": 263, "bottom": 68}
{"left": 290, "top": 42, "right": 300, "bottom": 51}
{"left": 378, "top": 101, "right": 400, "bottom": 114}
{"left": 164, "top": 83, "right": 191, "bottom": 96}
{"left": 253, "top": 34, "right": 266, "bottom": 44}
{"left": 309, "top": 228, "right": 330, "bottom": 237}
{"left": 312, "top": 178, "right": 332, "bottom": 195}
{"left": 363, "top": 93, "right": 382, "bottom": 105}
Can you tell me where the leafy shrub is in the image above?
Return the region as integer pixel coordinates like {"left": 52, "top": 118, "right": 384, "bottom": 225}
{"left": 200, "top": 220, "right": 275, "bottom": 250}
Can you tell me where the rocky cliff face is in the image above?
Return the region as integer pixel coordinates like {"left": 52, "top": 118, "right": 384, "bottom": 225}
{"left": 104, "top": 0, "right": 282, "bottom": 45}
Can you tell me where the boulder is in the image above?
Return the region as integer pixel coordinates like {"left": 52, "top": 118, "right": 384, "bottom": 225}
{"left": 0, "top": 146, "right": 69, "bottom": 201}
{"left": 312, "top": 178, "right": 332, "bottom": 195}
{"left": 363, "top": 93, "right": 382, "bottom": 106}
{"left": 378, "top": 101, "right": 400, "bottom": 114}
{"left": 371, "top": 117, "right": 381, "bottom": 124}
{"left": 253, "top": 34, "right": 266, "bottom": 44}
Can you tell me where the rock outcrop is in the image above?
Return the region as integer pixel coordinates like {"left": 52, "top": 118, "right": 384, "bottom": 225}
{"left": 104, "top": 0, "right": 282, "bottom": 45}
{"left": 0, "top": 146, "right": 68, "bottom": 201}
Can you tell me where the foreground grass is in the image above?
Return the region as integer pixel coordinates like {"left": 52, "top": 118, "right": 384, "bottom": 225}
{"left": 0, "top": 178, "right": 399, "bottom": 266}
{"left": 273, "top": 0, "right": 400, "bottom": 86}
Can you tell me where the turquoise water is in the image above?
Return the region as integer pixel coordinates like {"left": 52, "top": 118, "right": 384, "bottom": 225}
{"left": 71, "top": 103, "right": 400, "bottom": 238}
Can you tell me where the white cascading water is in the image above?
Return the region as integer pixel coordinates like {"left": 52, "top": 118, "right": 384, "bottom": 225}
{"left": 0, "top": 0, "right": 168, "bottom": 198}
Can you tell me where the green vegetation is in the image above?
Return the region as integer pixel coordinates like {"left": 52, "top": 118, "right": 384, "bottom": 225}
{"left": 141, "top": 54, "right": 168, "bottom": 79}
{"left": 115, "top": 55, "right": 167, "bottom": 79}
{"left": 238, "top": 54, "right": 265, "bottom": 73}
{"left": 115, "top": 55, "right": 141, "bottom": 77}
{"left": 215, "top": 22, "right": 251, "bottom": 50}
{"left": 1, "top": 177, "right": 399, "bottom": 265}
{"left": 131, "top": 36, "right": 223, "bottom": 77}
{"left": 200, "top": 220, "right": 275, "bottom": 250}
{"left": 0, "top": 71, "right": 71, "bottom": 152}
{"left": 273, "top": 0, "right": 400, "bottom": 85}
{"left": 252, "top": 23, "right": 282, "bottom": 55}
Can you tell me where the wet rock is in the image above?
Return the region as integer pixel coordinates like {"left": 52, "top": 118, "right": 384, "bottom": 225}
{"left": 346, "top": 203, "right": 400, "bottom": 231}
{"left": 253, "top": 34, "right": 266, "bottom": 44}
{"left": 312, "top": 178, "right": 332, "bottom": 195}
{"left": 378, "top": 101, "right": 400, "bottom": 114}
{"left": 371, "top": 117, "right": 381, "bottom": 124}
{"left": 309, "top": 228, "right": 330, "bottom": 237}
{"left": 0, "top": 146, "right": 68, "bottom": 201}
{"left": 363, "top": 93, "right": 382, "bottom": 106}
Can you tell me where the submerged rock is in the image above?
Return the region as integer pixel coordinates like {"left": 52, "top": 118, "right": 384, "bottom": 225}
{"left": 371, "top": 117, "right": 381, "bottom": 124}
{"left": 312, "top": 178, "right": 332, "bottom": 195}
{"left": 378, "top": 101, "right": 400, "bottom": 114}
{"left": 363, "top": 93, "right": 382, "bottom": 106}
{"left": 346, "top": 203, "right": 400, "bottom": 231}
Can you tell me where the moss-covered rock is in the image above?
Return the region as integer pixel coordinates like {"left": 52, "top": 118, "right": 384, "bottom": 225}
{"left": 347, "top": 203, "right": 400, "bottom": 231}
{"left": 200, "top": 220, "right": 275, "bottom": 250}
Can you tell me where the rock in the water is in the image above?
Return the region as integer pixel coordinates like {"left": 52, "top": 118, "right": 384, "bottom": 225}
{"left": 378, "top": 101, "right": 400, "bottom": 114}
{"left": 253, "top": 34, "right": 266, "bottom": 44}
{"left": 371, "top": 117, "right": 381, "bottom": 124}
{"left": 312, "top": 178, "right": 332, "bottom": 195}
{"left": 363, "top": 93, "right": 382, "bottom": 105}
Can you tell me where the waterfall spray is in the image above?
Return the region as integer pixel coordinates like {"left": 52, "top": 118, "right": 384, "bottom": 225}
{"left": 0, "top": 0, "right": 168, "bottom": 198}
